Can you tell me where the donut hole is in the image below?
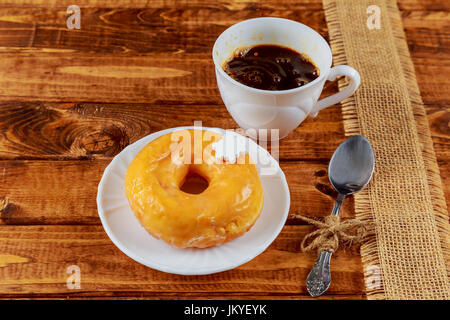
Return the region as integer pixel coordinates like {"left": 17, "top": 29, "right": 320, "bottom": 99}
{"left": 180, "top": 170, "right": 209, "bottom": 195}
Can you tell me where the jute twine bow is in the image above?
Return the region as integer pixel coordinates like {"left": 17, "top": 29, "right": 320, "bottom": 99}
{"left": 294, "top": 214, "right": 370, "bottom": 253}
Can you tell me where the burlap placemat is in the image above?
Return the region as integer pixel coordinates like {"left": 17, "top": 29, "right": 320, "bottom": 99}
{"left": 322, "top": 0, "right": 449, "bottom": 299}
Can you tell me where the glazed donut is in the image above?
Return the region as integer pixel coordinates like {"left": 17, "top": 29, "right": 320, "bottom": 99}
{"left": 124, "top": 129, "right": 264, "bottom": 248}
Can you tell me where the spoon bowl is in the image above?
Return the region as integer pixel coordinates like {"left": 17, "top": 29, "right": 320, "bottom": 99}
{"left": 329, "top": 135, "right": 375, "bottom": 195}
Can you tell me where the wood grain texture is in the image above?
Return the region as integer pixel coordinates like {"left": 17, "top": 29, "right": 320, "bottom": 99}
{"left": 0, "top": 225, "right": 365, "bottom": 298}
{"left": 0, "top": 0, "right": 447, "bottom": 299}
{"left": 0, "top": 100, "right": 344, "bottom": 161}
{"left": 0, "top": 7, "right": 327, "bottom": 54}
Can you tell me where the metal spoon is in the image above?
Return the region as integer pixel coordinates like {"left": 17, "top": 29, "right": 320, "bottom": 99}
{"left": 306, "top": 135, "right": 375, "bottom": 297}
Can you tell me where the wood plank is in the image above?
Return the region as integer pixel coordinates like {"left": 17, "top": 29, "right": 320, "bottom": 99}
{"left": 0, "top": 0, "right": 325, "bottom": 10}
{"left": 402, "top": 10, "right": 450, "bottom": 30}
{"left": 0, "top": 53, "right": 219, "bottom": 104}
{"left": 0, "top": 159, "right": 356, "bottom": 225}
{"left": 425, "top": 105, "right": 450, "bottom": 163}
{"left": 0, "top": 8, "right": 327, "bottom": 54}
{"left": 0, "top": 160, "right": 104, "bottom": 225}
{"left": 438, "top": 160, "right": 450, "bottom": 210}
{"left": 398, "top": 0, "right": 450, "bottom": 11}
{"left": 0, "top": 100, "right": 344, "bottom": 161}
{"left": 0, "top": 292, "right": 366, "bottom": 299}
{"left": 0, "top": 224, "right": 365, "bottom": 296}
{"left": 414, "top": 69, "right": 450, "bottom": 107}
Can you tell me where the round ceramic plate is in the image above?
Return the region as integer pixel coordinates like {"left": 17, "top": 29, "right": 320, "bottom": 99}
{"left": 97, "top": 126, "right": 290, "bottom": 275}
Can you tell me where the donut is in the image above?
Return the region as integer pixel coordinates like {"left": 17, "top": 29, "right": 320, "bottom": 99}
{"left": 124, "top": 129, "right": 264, "bottom": 248}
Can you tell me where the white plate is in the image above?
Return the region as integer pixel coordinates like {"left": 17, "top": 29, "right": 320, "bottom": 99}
{"left": 97, "top": 126, "right": 290, "bottom": 275}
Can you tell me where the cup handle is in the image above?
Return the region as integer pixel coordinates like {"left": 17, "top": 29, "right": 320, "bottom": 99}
{"left": 310, "top": 65, "right": 361, "bottom": 117}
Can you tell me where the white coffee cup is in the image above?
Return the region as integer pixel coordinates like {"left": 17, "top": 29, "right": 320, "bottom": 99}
{"left": 212, "top": 17, "right": 361, "bottom": 140}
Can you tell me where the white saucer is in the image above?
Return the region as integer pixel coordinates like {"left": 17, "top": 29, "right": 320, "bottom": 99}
{"left": 96, "top": 126, "right": 290, "bottom": 275}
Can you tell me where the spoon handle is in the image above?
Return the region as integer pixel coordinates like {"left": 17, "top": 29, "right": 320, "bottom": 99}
{"left": 306, "top": 250, "right": 332, "bottom": 297}
{"left": 306, "top": 193, "right": 345, "bottom": 297}
{"left": 331, "top": 193, "right": 345, "bottom": 216}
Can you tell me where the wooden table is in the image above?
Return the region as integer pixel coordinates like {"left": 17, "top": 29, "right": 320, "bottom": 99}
{"left": 0, "top": 0, "right": 448, "bottom": 299}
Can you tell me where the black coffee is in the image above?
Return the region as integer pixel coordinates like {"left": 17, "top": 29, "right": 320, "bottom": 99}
{"left": 223, "top": 44, "right": 319, "bottom": 91}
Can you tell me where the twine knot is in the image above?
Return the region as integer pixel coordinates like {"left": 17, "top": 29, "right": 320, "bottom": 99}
{"left": 294, "top": 214, "right": 369, "bottom": 253}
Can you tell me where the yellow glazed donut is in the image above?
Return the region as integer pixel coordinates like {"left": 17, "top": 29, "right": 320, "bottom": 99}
{"left": 124, "top": 129, "right": 264, "bottom": 248}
